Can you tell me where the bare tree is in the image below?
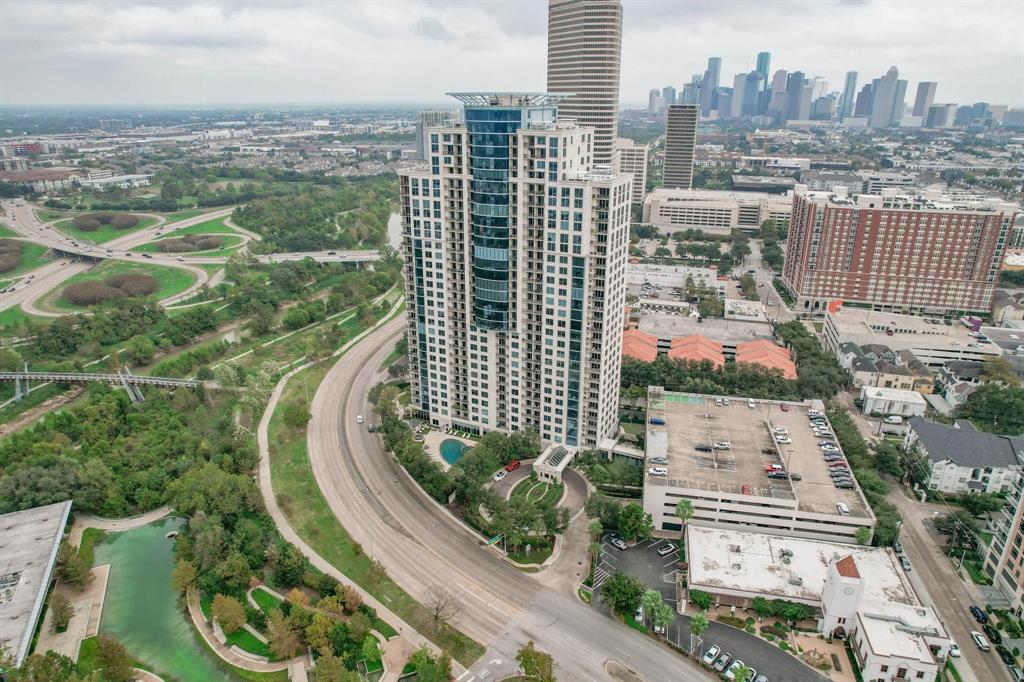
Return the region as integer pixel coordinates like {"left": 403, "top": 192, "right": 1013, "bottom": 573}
{"left": 427, "top": 587, "right": 461, "bottom": 632}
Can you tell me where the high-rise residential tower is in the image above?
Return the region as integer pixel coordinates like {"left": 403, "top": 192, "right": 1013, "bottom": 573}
{"left": 912, "top": 82, "right": 938, "bottom": 118}
{"left": 782, "top": 187, "right": 1017, "bottom": 314}
{"left": 662, "top": 86, "right": 677, "bottom": 106}
{"left": 399, "top": 93, "right": 632, "bottom": 448}
{"left": 547, "top": 0, "right": 623, "bottom": 167}
{"left": 838, "top": 71, "right": 858, "bottom": 119}
{"left": 415, "top": 110, "right": 460, "bottom": 160}
{"left": 663, "top": 104, "right": 698, "bottom": 189}
{"left": 700, "top": 57, "right": 722, "bottom": 116}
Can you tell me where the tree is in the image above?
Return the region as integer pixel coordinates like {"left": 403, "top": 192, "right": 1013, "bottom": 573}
{"left": 689, "top": 589, "right": 712, "bottom": 611}
{"left": 855, "top": 526, "right": 872, "bottom": 546}
{"left": 516, "top": 640, "right": 556, "bottom": 681}
{"left": 600, "top": 572, "right": 645, "bottom": 615}
{"left": 674, "top": 498, "right": 694, "bottom": 538}
{"left": 272, "top": 542, "right": 308, "bottom": 586}
{"left": 217, "top": 551, "right": 252, "bottom": 593}
{"left": 212, "top": 594, "right": 246, "bottom": 635}
{"left": 282, "top": 400, "right": 312, "bottom": 429}
{"left": 652, "top": 601, "right": 674, "bottom": 633}
{"left": 730, "top": 662, "right": 750, "bottom": 682}
{"left": 410, "top": 647, "right": 453, "bottom": 682}
{"left": 752, "top": 597, "right": 771, "bottom": 621}
{"left": 427, "top": 587, "right": 460, "bottom": 632}
{"left": 56, "top": 541, "right": 93, "bottom": 590}
{"left": 170, "top": 559, "right": 196, "bottom": 594}
{"left": 267, "top": 608, "right": 302, "bottom": 659}
{"left": 958, "top": 492, "right": 1005, "bottom": 517}
{"left": 313, "top": 652, "right": 361, "bottom": 682}
{"left": 361, "top": 635, "right": 381, "bottom": 665}
{"left": 49, "top": 592, "right": 74, "bottom": 633}
{"left": 96, "top": 635, "right": 134, "bottom": 682}
{"left": 305, "top": 613, "right": 335, "bottom": 656}
{"left": 642, "top": 589, "right": 663, "bottom": 626}
{"left": 347, "top": 612, "right": 372, "bottom": 642}
{"left": 689, "top": 610, "right": 709, "bottom": 657}
{"left": 617, "top": 503, "right": 653, "bottom": 543}
{"left": 122, "top": 335, "right": 156, "bottom": 366}
{"left": 584, "top": 494, "right": 621, "bottom": 530}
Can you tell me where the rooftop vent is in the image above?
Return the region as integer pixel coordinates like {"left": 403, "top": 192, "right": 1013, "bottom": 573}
{"left": 730, "top": 544, "right": 742, "bottom": 553}
{"left": 789, "top": 577, "right": 803, "bottom": 586}
{"left": 732, "top": 563, "right": 743, "bottom": 570}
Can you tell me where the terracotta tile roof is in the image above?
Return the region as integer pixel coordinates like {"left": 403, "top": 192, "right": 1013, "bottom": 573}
{"left": 667, "top": 334, "right": 725, "bottom": 368}
{"left": 622, "top": 329, "right": 658, "bottom": 362}
{"left": 735, "top": 340, "right": 798, "bottom": 380}
{"left": 835, "top": 554, "right": 861, "bottom": 579}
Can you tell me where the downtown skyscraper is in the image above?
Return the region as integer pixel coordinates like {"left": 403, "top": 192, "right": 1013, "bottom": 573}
{"left": 546, "top": 0, "right": 623, "bottom": 167}
{"left": 398, "top": 93, "right": 631, "bottom": 447}
{"left": 663, "top": 104, "right": 698, "bottom": 189}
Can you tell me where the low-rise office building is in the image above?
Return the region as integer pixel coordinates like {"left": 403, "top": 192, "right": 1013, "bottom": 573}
{"left": 685, "top": 524, "right": 951, "bottom": 681}
{"left": 906, "top": 417, "right": 1024, "bottom": 494}
{"left": 642, "top": 188, "right": 793, "bottom": 235}
{"left": 643, "top": 388, "right": 875, "bottom": 543}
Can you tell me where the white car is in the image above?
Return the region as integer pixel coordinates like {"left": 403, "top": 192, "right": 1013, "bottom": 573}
{"left": 713, "top": 441, "right": 732, "bottom": 450}
{"left": 948, "top": 642, "right": 961, "bottom": 658}
{"left": 971, "top": 631, "right": 990, "bottom": 651}
{"left": 701, "top": 645, "right": 721, "bottom": 666}
{"left": 724, "top": 659, "right": 746, "bottom": 680}
{"left": 493, "top": 470, "right": 507, "bottom": 482}
{"left": 772, "top": 427, "right": 788, "bottom": 434}
{"left": 648, "top": 467, "right": 668, "bottom": 477}
{"left": 775, "top": 436, "right": 792, "bottom": 444}
{"left": 634, "top": 605, "right": 644, "bottom": 623}
{"left": 356, "top": 414, "right": 364, "bottom": 424}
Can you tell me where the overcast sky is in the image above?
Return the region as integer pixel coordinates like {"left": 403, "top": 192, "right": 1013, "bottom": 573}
{"left": 1, "top": 0, "right": 1021, "bottom": 108}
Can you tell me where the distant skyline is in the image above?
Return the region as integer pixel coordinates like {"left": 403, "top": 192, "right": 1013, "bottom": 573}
{"left": 1, "top": 0, "right": 1021, "bottom": 107}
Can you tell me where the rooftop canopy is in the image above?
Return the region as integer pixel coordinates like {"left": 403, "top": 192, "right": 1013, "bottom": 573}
{"left": 446, "top": 92, "right": 574, "bottom": 107}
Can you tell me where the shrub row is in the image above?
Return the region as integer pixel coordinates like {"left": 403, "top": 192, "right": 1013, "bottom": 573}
{"left": 157, "top": 234, "right": 223, "bottom": 253}
{"left": 63, "top": 273, "right": 158, "bottom": 306}
{"left": 72, "top": 212, "right": 139, "bottom": 232}
{"left": 0, "top": 239, "right": 23, "bottom": 273}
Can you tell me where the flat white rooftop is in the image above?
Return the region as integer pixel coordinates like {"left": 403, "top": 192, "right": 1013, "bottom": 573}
{"left": 686, "top": 524, "right": 915, "bottom": 606}
{"left": 860, "top": 386, "right": 928, "bottom": 405}
{"left": 0, "top": 500, "right": 72, "bottom": 667}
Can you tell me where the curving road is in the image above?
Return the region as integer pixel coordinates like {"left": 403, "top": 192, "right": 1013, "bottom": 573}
{"left": 305, "top": 313, "right": 712, "bottom": 681}
{"left": 0, "top": 199, "right": 381, "bottom": 316}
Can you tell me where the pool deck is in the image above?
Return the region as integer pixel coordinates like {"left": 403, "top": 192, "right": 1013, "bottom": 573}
{"left": 422, "top": 431, "right": 475, "bottom": 472}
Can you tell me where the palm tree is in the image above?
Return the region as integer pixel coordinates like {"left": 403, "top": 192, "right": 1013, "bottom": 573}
{"left": 675, "top": 498, "right": 694, "bottom": 543}
{"left": 588, "top": 519, "right": 603, "bottom": 540}
{"left": 731, "top": 663, "right": 750, "bottom": 682}
{"left": 587, "top": 542, "right": 602, "bottom": 579}
{"left": 689, "top": 610, "right": 709, "bottom": 658}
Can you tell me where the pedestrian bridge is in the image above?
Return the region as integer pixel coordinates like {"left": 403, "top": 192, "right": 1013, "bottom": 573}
{"left": 0, "top": 368, "right": 212, "bottom": 403}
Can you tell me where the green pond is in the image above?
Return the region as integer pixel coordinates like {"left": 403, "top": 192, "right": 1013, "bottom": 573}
{"left": 94, "top": 517, "right": 236, "bottom": 681}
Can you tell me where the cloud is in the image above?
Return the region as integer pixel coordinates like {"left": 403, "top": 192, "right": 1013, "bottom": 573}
{"left": 0, "top": 0, "right": 1019, "bottom": 106}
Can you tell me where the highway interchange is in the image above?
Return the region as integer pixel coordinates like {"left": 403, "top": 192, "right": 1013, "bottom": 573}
{"left": 0, "top": 199, "right": 380, "bottom": 316}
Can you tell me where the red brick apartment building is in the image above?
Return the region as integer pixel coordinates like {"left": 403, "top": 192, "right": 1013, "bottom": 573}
{"left": 782, "top": 187, "right": 1017, "bottom": 315}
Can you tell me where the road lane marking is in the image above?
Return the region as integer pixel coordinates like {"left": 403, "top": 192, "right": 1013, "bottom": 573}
{"left": 455, "top": 582, "right": 514, "bottom": 617}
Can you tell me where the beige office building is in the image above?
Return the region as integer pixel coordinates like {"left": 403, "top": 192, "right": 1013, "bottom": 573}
{"left": 663, "top": 104, "right": 698, "bottom": 189}
{"left": 547, "top": 0, "right": 623, "bottom": 168}
{"left": 642, "top": 188, "right": 793, "bottom": 235}
{"left": 613, "top": 138, "right": 648, "bottom": 204}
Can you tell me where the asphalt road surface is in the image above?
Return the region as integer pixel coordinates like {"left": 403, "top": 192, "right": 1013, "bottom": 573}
{"left": 305, "top": 314, "right": 714, "bottom": 681}
{"left": 888, "top": 488, "right": 1011, "bottom": 682}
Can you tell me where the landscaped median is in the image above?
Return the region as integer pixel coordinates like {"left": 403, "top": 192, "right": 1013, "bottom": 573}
{"left": 264, "top": 298, "right": 485, "bottom": 668}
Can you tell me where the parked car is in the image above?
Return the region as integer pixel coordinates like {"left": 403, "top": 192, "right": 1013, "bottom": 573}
{"left": 701, "top": 645, "right": 721, "bottom": 666}
{"left": 657, "top": 543, "right": 677, "bottom": 557}
{"left": 970, "top": 605, "right": 989, "bottom": 624}
{"left": 780, "top": 404, "right": 789, "bottom": 411}
{"left": 648, "top": 467, "right": 668, "bottom": 477}
{"left": 648, "top": 457, "right": 668, "bottom": 466}
{"left": 996, "top": 645, "right": 1014, "bottom": 665}
{"left": 741, "top": 484, "right": 752, "bottom": 495}
{"left": 649, "top": 417, "right": 666, "bottom": 425}
{"left": 899, "top": 555, "right": 912, "bottom": 571}
{"left": 493, "top": 470, "right": 507, "bottom": 482}
{"left": 775, "top": 436, "right": 792, "bottom": 444}
{"left": 983, "top": 624, "right": 1002, "bottom": 645}
{"left": 695, "top": 443, "right": 713, "bottom": 452}
{"left": 948, "top": 642, "right": 961, "bottom": 658}
{"left": 753, "top": 676, "right": 768, "bottom": 682}
{"left": 714, "top": 398, "right": 723, "bottom": 406}
{"left": 714, "top": 441, "right": 732, "bottom": 450}
{"left": 505, "top": 460, "right": 521, "bottom": 472}
{"left": 772, "top": 426, "right": 788, "bottom": 434}
{"left": 723, "top": 398, "right": 731, "bottom": 406}
{"left": 1008, "top": 666, "right": 1024, "bottom": 682}
{"left": 971, "top": 630, "right": 991, "bottom": 651}
{"left": 764, "top": 464, "right": 783, "bottom": 471}
{"left": 788, "top": 472, "right": 802, "bottom": 481}
{"left": 610, "top": 537, "right": 628, "bottom": 551}
{"left": 356, "top": 414, "right": 364, "bottom": 423}
{"left": 327, "top": 250, "right": 337, "bottom": 255}
{"left": 767, "top": 471, "right": 789, "bottom": 480}
{"left": 634, "top": 605, "right": 644, "bottom": 623}
{"left": 724, "top": 659, "right": 746, "bottom": 680}
{"left": 835, "top": 481, "right": 854, "bottom": 489}
{"left": 893, "top": 540, "right": 903, "bottom": 553}
{"left": 712, "top": 653, "right": 732, "bottom": 672}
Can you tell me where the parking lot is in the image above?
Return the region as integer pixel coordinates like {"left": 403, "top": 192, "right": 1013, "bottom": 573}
{"left": 595, "top": 534, "right": 829, "bottom": 682}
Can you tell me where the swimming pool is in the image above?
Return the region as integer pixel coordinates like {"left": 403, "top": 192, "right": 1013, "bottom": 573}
{"left": 440, "top": 438, "right": 471, "bottom": 466}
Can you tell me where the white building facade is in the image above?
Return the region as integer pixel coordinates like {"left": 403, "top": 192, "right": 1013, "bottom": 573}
{"left": 399, "top": 93, "right": 631, "bottom": 448}
{"left": 613, "top": 138, "right": 648, "bottom": 205}
{"left": 642, "top": 188, "right": 793, "bottom": 235}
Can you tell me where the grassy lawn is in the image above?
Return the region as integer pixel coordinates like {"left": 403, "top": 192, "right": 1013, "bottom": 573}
{"left": 53, "top": 215, "right": 161, "bottom": 244}
{"left": 162, "top": 208, "right": 217, "bottom": 225}
{"left": 77, "top": 636, "right": 153, "bottom": 677}
{"left": 161, "top": 215, "right": 240, "bottom": 237}
{"left": 224, "top": 627, "right": 271, "bottom": 658}
{"left": 509, "top": 480, "right": 563, "bottom": 507}
{"left": 620, "top": 421, "right": 643, "bottom": 435}
{"left": 1, "top": 240, "right": 51, "bottom": 277}
{"left": 133, "top": 233, "right": 245, "bottom": 254}
{"left": 979, "top": 531, "right": 994, "bottom": 546}
{"left": 37, "top": 209, "right": 72, "bottom": 223}
{"left": 46, "top": 260, "right": 197, "bottom": 311}
{"left": 0, "top": 223, "right": 18, "bottom": 237}
{"left": 79, "top": 528, "right": 106, "bottom": 566}
{"left": 251, "top": 587, "right": 283, "bottom": 615}
{"left": 268, "top": 322, "right": 484, "bottom": 667}
{"left": 190, "top": 618, "right": 289, "bottom": 682}
{"left": 508, "top": 542, "right": 553, "bottom": 565}
{"left": 0, "top": 304, "right": 45, "bottom": 331}
{"left": 200, "top": 593, "right": 214, "bottom": 621}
